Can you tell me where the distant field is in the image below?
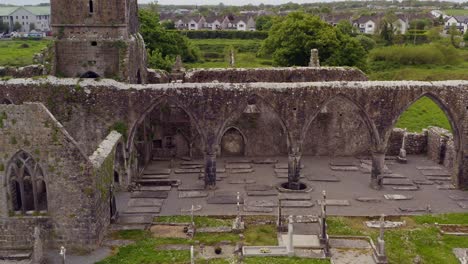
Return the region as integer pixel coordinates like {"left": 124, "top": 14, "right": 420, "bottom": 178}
{"left": 186, "top": 38, "right": 272, "bottom": 69}
{"left": 0, "top": 39, "right": 50, "bottom": 67}
{"left": 368, "top": 62, "right": 468, "bottom": 81}
{"left": 443, "top": 9, "right": 468, "bottom": 16}
{"left": 395, "top": 96, "right": 452, "bottom": 132}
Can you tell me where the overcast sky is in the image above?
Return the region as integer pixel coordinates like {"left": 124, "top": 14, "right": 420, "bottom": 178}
{"left": 1, "top": 0, "right": 466, "bottom": 6}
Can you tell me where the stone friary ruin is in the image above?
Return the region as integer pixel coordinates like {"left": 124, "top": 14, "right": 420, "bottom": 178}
{"left": 0, "top": 0, "right": 467, "bottom": 257}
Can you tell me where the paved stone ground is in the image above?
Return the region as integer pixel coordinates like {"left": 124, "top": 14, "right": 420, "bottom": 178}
{"left": 116, "top": 155, "right": 468, "bottom": 217}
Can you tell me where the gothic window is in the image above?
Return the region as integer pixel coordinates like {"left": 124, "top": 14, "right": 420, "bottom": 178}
{"left": 89, "top": 0, "right": 94, "bottom": 13}
{"left": 7, "top": 151, "right": 48, "bottom": 215}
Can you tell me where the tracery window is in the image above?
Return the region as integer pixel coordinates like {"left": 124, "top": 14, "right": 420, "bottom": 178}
{"left": 7, "top": 151, "right": 47, "bottom": 215}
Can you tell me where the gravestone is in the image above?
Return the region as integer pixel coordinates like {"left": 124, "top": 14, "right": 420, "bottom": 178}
{"left": 178, "top": 191, "right": 208, "bottom": 198}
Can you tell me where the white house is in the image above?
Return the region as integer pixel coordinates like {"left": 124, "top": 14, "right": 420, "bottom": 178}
{"left": 353, "top": 16, "right": 379, "bottom": 34}
{"left": 162, "top": 14, "right": 256, "bottom": 31}
{"left": 445, "top": 16, "right": 468, "bottom": 34}
{"left": 0, "top": 6, "right": 50, "bottom": 33}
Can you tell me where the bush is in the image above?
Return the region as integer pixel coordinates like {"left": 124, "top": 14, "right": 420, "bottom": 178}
{"left": 177, "top": 30, "right": 268, "bottom": 40}
{"left": 19, "top": 43, "right": 30, "bottom": 49}
{"left": 369, "top": 44, "right": 462, "bottom": 67}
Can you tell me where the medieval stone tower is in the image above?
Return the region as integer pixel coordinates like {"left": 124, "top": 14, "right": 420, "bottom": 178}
{"left": 50, "top": 0, "right": 147, "bottom": 83}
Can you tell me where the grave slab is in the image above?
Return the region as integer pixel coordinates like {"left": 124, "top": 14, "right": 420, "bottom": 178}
{"left": 306, "top": 174, "right": 340, "bottom": 182}
{"left": 197, "top": 227, "right": 232, "bottom": 233}
{"left": 228, "top": 179, "right": 256, "bottom": 184}
{"left": 276, "top": 172, "right": 304, "bottom": 179}
{"left": 245, "top": 184, "right": 273, "bottom": 191}
{"left": 247, "top": 190, "right": 278, "bottom": 196}
{"left": 253, "top": 158, "right": 278, "bottom": 164}
{"left": 226, "top": 159, "right": 252, "bottom": 164}
{"left": 181, "top": 161, "right": 203, "bottom": 165}
{"left": 355, "top": 197, "right": 382, "bottom": 203}
{"left": 143, "top": 169, "right": 171, "bottom": 175}
{"left": 365, "top": 221, "right": 405, "bottom": 228}
{"left": 280, "top": 234, "right": 320, "bottom": 248}
{"left": 243, "top": 206, "right": 273, "bottom": 213}
{"left": 384, "top": 194, "right": 413, "bottom": 200}
{"left": 226, "top": 164, "right": 252, "bottom": 169}
{"left": 179, "top": 165, "right": 203, "bottom": 169}
{"left": 139, "top": 186, "right": 172, "bottom": 192}
{"left": 118, "top": 215, "right": 153, "bottom": 224}
{"left": 330, "top": 166, "right": 358, "bottom": 171}
{"left": 141, "top": 174, "right": 169, "bottom": 179}
{"left": 457, "top": 202, "right": 468, "bottom": 209}
{"left": 178, "top": 183, "right": 205, "bottom": 191}
{"left": 437, "top": 184, "right": 456, "bottom": 190}
{"left": 127, "top": 199, "right": 164, "bottom": 207}
{"left": 427, "top": 176, "right": 452, "bottom": 181}
{"left": 174, "top": 168, "right": 200, "bottom": 174}
{"left": 281, "top": 200, "right": 315, "bottom": 208}
{"left": 382, "top": 173, "right": 407, "bottom": 179}
{"left": 274, "top": 168, "right": 288, "bottom": 174}
{"left": 178, "top": 191, "right": 208, "bottom": 198}
{"left": 180, "top": 205, "right": 202, "bottom": 213}
{"left": 329, "top": 238, "right": 371, "bottom": 249}
{"left": 279, "top": 193, "right": 311, "bottom": 200}
{"left": 413, "top": 180, "right": 434, "bottom": 185}
{"left": 329, "top": 161, "right": 356, "bottom": 166}
{"left": 420, "top": 170, "right": 451, "bottom": 176}
{"left": 449, "top": 195, "right": 468, "bottom": 201}
{"left": 317, "top": 199, "right": 350, "bottom": 206}
{"left": 124, "top": 206, "right": 161, "bottom": 214}
{"left": 131, "top": 191, "right": 169, "bottom": 199}
{"left": 231, "top": 168, "right": 254, "bottom": 174}
{"left": 392, "top": 186, "right": 419, "bottom": 191}
{"left": 383, "top": 178, "right": 414, "bottom": 186}
{"left": 207, "top": 195, "right": 244, "bottom": 204}
{"left": 275, "top": 163, "right": 304, "bottom": 169}
{"left": 245, "top": 200, "right": 278, "bottom": 207}
{"left": 398, "top": 206, "right": 430, "bottom": 213}
{"left": 453, "top": 248, "right": 468, "bottom": 262}
{"left": 416, "top": 166, "right": 442, "bottom": 170}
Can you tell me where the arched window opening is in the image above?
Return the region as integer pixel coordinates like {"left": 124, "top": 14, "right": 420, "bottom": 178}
{"left": 80, "top": 71, "right": 100, "bottom": 79}
{"left": 392, "top": 95, "right": 456, "bottom": 168}
{"left": 221, "top": 127, "right": 245, "bottom": 157}
{"left": 114, "top": 170, "right": 120, "bottom": 183}
{"left": 89, "top": 0, "right": 94, "bottom": 13}
{"left": 137, "top": 69, "right": 142, "bottom": 84}
{"left": 1, "top": 98, "right": 13, "bottom": 105}
{"left": 7, "top": 151, "right": 47, "bottom": 215}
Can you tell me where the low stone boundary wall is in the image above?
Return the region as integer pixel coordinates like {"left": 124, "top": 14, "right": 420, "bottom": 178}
{"left": 0, "top": 65, "right": 45, "bottom": 78}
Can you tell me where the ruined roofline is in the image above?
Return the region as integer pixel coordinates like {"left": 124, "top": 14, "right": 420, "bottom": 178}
{"left": 1, "top": 102, "right": 91, "bottom": 163}
{"left": 89, "top": 131, "right": 123, "bottom": 169}
{"left": 1, "top": 77, "right": 468, "bottom": 91}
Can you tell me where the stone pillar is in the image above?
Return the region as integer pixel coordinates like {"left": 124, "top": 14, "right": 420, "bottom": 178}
{"left": 287, "top": 215, "right": 294, "bottom": 256}
{"left": 288, "top": 151, "right": 302, "bottom": 190}
{"left": 204, "top": 151, "right": 217, "bottom": 188}
{"left": 309, "top": 49, "right": 320, "bottom": 67}
{"left": 32, "top": 226, "right": 44, "bottom": 264}
{"left": 371, "top": 152, "right": 385, "bottom": 190}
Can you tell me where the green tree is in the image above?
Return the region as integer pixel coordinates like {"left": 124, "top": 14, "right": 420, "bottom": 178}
{"left": 139, "top": 8, "right": 200, "bottom": 70}
{"left": 255, "top": 15, "right": 274, "bottom": 31}
{"left": 13, "top": 21, "right": 21, "bottom": 32}
{"left": 379, "top": 22, "right": 394, "bottom": 45}
{"left": 448, "top": 24, "right": 461, "bottom": 48}
{"left": 161, "top": 20, "right": 175, "bottom": 30}
{"left": 261, "top": 12, "right": 367, "bottom": 70}
{"left": 464, "top": 31, "right": 468, "bottom": 42}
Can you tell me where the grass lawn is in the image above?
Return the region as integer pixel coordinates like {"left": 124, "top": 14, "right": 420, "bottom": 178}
{"left": 327, "top": 213, "right": 468, "bottom": 264}
{"left": 186, "top": 38, "right": 272, "bottom": 69}
{"left": 99, "top": 213, "right": 467, "bottom": 264}
{"left": 0, "top": 39, "right": 50, "bottom": 67}
{"left": 368, "top": 63, "right": 468, "bottom": 81}
{"left": 443, "top": 9, "right": 468, "bottom": 16}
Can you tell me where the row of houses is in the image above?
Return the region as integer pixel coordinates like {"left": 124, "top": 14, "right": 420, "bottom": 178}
{"left": 160, "top": 14, "right": 256, "bottom": 31}
{"left": 445, "top": 16, "right": 468, "bottom": 34}
{"left": 323, "top": 13, "right": 434, "bottom": 35}
{"left": 0, "top": 6, "right": 51, "bottom": 33}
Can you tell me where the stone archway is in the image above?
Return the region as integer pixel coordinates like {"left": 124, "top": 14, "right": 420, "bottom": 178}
{"left": 221, "top": 127, "right": 246, "bottom": 156}
{"left": 0, "top": 98, "right": 13, "bottom": 105}
{"left": 80, "top": 71, "right": 100, "bottom": 78}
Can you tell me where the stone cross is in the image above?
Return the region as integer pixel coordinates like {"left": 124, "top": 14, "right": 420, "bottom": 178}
{"left": 190, "top": 204, "right": 195, "bottom": 226}
{"left": 59, "top": 246, "right": 66, "bottom": 264}
{"left": 378, "top": 214, "right": 386, "bottom": 256}
{"left": 32, "top": 226, "right": 43, "bottom": 264}
{"left": 172, "top": 55, "right": 185, "bottom": 73}
{"left": 287, "top": 215, "right": 294, "bottom": 256}
{"left": 236, "top": 191, "right": 241, "bottom": 219}
{"left": 229, "top": 49, "right": 235, "bottom": 67}
{"left": 309, "top": 49, "right": 320, "bottom": 67}
{"left": 398, "top": 129, "right": 408, "bottom": 163}
{"left": 190, "top": 245, "right": 195, "bottom": 264}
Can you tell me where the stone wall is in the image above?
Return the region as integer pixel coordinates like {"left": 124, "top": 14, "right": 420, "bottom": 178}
{"left": 427, "top": 127, "right": 455, "bottom": 170}
{"left": 386, "top": 128, "right": 427, "bottom": 156}
{"left": 182, "top": 67, "right": 368, "bottom": 83}
{"left": 0, "top": 65, "right": 44, "bottom": 78}
{"left": 0, "top": 103, "right": 115, "bottom": 251}
{"left": 0, "top": 217, "right": 51, "bottom": 250}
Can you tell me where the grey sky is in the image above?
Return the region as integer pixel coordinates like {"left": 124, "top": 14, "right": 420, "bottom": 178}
{"left": 1, "top": 0, "right": 465, "bottom": 6}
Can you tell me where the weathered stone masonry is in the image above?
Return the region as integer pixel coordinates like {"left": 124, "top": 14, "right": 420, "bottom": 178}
{"left": 0, "top": 79, "right": 467, "bottom": 190}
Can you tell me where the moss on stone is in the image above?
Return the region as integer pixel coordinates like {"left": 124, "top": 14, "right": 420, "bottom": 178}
{"left": 110, "top": 121, "right": 128, "bottom": 140}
